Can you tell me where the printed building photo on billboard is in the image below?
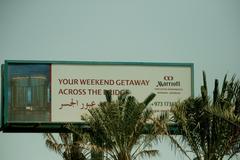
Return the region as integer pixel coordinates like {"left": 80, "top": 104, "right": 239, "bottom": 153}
{"left": 8, "top": 64, "right": 51, "bottom": 122}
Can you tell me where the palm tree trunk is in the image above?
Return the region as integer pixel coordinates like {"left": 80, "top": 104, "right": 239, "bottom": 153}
{"left": 117, "top": 151, "right": 132, "bottom": 160}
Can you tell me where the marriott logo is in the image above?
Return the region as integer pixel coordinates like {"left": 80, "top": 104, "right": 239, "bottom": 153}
{"left": 156, "top": 76, "right": 181, "bottom": 87}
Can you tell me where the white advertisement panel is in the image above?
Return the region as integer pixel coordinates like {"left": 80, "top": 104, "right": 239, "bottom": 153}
{"left": 51, "top": 64, "right": 193, "bottom": 122}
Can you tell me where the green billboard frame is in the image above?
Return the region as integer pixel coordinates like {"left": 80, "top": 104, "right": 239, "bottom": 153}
{"left": 1, "top": 60, "right": 194, "bottom": 133}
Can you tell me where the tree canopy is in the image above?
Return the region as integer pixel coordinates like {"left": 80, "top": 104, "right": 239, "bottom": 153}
{"left": 171, "top": 72, "right": 240, "bottom": 160}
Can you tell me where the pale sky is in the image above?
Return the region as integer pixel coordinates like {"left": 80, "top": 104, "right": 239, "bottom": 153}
{"left": 1, "top": 0, "right": 240, "bottom": 160}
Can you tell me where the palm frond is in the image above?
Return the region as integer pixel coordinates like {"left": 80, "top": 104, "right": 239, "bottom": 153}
{"left": 133, "top": 149, "right": 159, "bottom": 160}
{"left": 80, "top": 90, "right": 160, "bottom": 160}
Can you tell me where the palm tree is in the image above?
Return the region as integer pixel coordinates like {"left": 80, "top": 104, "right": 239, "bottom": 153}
{"left": 43, "top": 132, "right": 90, "bottom": 160}
{"left": 80, "top": 90, "right": 166, "bottom": 160}
{"left": 206, "top": 78, "right": 240, "bottom": 125}
{"left": 171, "top": 71, "right": 240, "bottom": 160}
{"left": 206, "top": 76, "right": 240, "bottom": 159}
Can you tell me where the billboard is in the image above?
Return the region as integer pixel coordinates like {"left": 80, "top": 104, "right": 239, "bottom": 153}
{"left": 1, "top": 60, "right": 194, "bottom": 132}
